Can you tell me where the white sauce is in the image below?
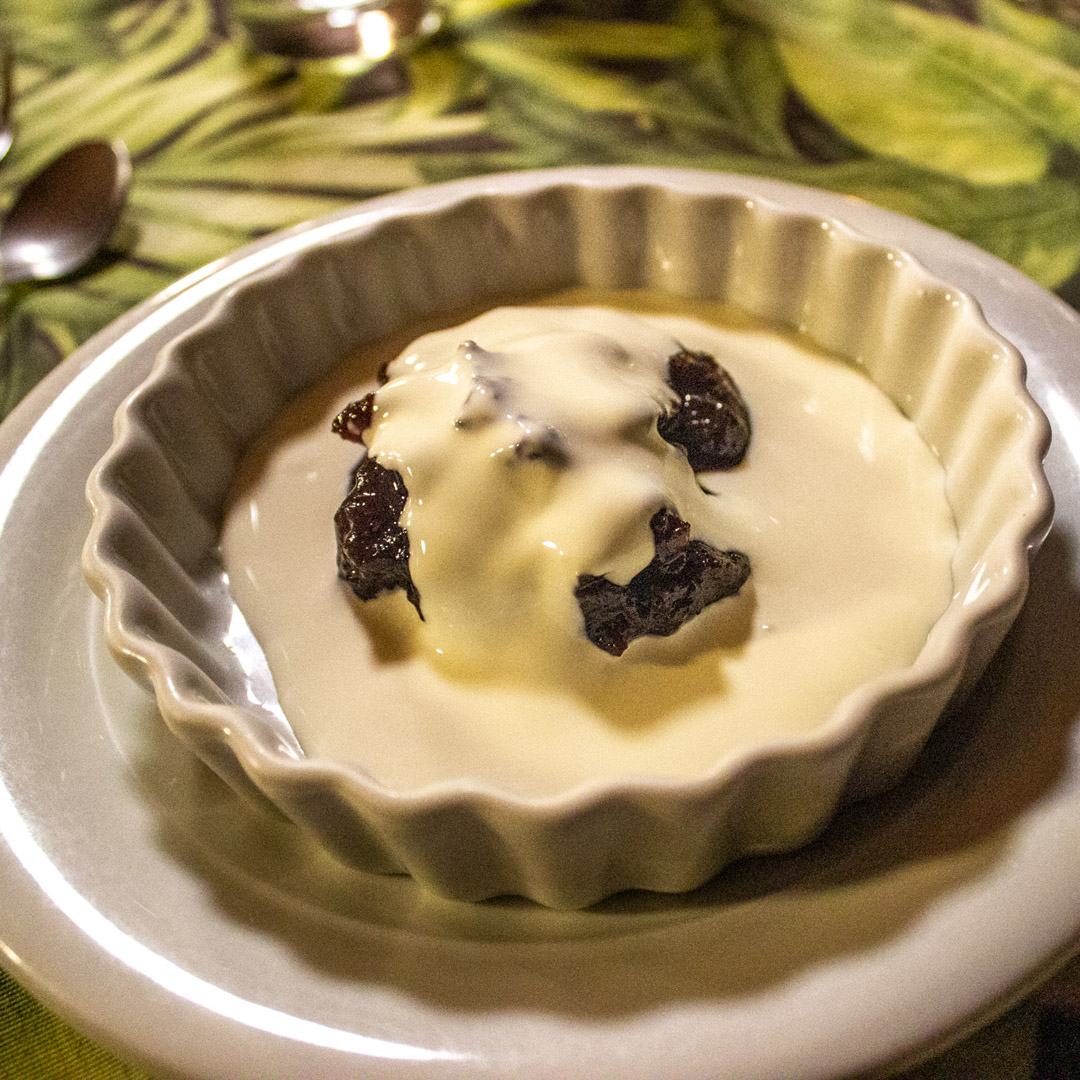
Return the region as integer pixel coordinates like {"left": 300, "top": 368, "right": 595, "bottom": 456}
{"left": 221, "top": 293, "right": 958, "bottom": 798}
{"left": 363, "top": 305, "right": 738, "bottom": 678}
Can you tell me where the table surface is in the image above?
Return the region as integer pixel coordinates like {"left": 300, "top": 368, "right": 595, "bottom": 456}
{"left": 3, "top": 1, "right": 1080, "bottom": 1076}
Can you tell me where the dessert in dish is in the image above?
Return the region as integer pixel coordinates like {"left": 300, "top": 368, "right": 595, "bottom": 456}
{"left": 84, "top": 176, "right": 1052, "bottom": 907}
{"left": 220, "top": 293, "right": 958, "bottom": 798}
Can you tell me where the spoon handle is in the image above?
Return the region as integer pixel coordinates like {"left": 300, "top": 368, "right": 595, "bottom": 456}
{"left": 0, "top": 48, "right": 13, "bottom": 165}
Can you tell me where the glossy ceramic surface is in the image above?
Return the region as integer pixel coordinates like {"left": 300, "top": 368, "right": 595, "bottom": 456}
{"left": 1, "top": 169, "right": 1079, "bottom": 1078}
{"left": 82, "top": 173, "right": 1051, "bottom": 907}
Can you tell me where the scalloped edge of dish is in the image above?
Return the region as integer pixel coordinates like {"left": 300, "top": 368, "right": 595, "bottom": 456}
{"left": 82, "top": 173, "right": 1053, "bottom": 908}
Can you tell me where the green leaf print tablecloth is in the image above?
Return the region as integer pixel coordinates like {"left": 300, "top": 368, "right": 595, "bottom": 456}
{"left": 3, "top": 1, "right": 1080, "bottom": 1076}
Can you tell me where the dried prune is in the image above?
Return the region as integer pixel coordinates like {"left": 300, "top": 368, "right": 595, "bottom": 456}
{"left": 332, "top": 341, "right": 753, "bottom": 654}
{"left": 514, "top": 424, "right": 570, "bottom": 468}
{"left": 455, "top": 375, "right": 509, "bottom": 430}
{"left": 574, "top": 507, "right": 749, "bottom": 656}
{"left": 332, "top": 393, "right": 376, "bottom": 443}
{"left": 334, "top": 455, "right": 422, "bottom": 617}
{"left": 658, "top": 349, "right": 751, "bottom": 471}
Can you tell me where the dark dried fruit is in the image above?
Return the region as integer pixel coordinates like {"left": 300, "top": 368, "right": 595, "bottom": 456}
{"left": 658, "top": 349, "right": 751, "bottom": 471}
{"left": 332, "top": 393, "right": 376, "bottom": 443}
{"left": 514, "top": 424, "right": 570, "bottom": 468}
{"left": 574, "top": 507, "right": 749, "bottom": 656}
{"left": 334, "top": 455, "right": 422, "bottom": 617}
{"left": 455, "top": 375, "right": 509, "bottom": 430}
{"left": 332, "top": 342, "right": 754, "bottom": 653}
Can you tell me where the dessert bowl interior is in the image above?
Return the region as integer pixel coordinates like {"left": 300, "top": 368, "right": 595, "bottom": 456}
{"left": 83, "top": 173, "right": 1052, "bottom": 908}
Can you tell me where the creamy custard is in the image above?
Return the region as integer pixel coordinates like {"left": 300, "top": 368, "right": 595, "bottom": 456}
{"left": 355, "top": 305, "right": 745, "bottom": 676}
{"left": 221, "top": 292, "right": 958, "bottom": 798}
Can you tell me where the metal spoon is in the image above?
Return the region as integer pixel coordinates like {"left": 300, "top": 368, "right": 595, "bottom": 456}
{"left": 0, "top": 49, "right": 14, "bottom": 166}
{"left": 232, "top": 0, "right": 441, "bottom": 60}
{"left": 0, "top": 139, "right": 131, "bottom": 284}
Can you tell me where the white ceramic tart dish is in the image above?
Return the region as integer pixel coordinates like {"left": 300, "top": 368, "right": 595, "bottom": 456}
{"left": 82, "top": 177, "right": 1052, "bottom": 909}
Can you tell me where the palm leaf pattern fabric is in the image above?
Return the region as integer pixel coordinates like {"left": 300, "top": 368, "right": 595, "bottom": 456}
{"left": 1, "top": 0, "right": 1080, "bottom": 422}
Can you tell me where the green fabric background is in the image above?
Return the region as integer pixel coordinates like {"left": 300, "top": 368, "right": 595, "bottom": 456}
{"left": 5, "top": 0, "right": 1080, "bottom": 426}
{"left": 0, "top": 968, "right": 153, "bottom": 1078}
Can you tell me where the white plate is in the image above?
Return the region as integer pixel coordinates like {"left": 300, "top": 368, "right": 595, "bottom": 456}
{"left": 2, "top": 168, "right": 1080, "bottom": 1080}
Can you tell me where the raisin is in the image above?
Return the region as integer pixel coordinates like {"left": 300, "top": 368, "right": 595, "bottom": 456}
{"left": 455, "top": 375, "right": 509, "bottom": 430}
{"left": 658, "top": 349, "right": 751, "bottom": 471}
{"left": 332, "top": 393, "right": 376, "bottom": 443}
{"left": 514, "top": 424, "right": 570, "bottom": 468}
{"left": 574, "top": 507, "right": 749, "bottom": 656}
{"left": 334, "top": 456, "right": 422, "bottom": 617}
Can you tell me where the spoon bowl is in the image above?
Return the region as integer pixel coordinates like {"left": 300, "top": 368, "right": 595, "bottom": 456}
{"left": 0, "top": 139, "right": 130, "bottom": 284}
